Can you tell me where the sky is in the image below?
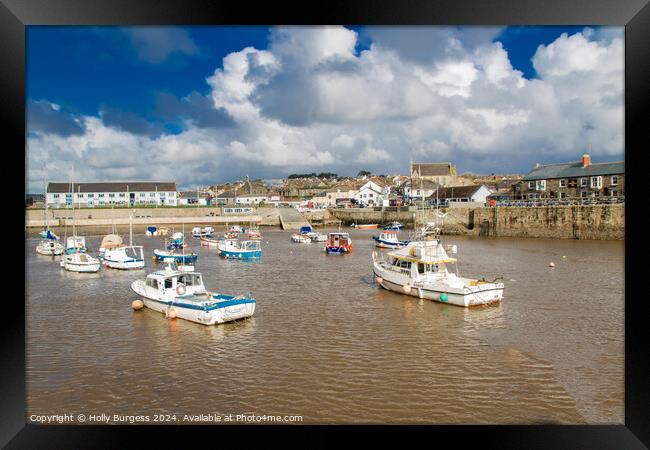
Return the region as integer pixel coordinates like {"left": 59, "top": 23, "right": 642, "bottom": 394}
{"left": 26, "top": 25, "right": 624, "bottom": 192}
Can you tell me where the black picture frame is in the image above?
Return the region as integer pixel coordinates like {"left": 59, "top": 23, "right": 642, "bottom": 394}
{"left": 6, "top": 0, "right": 648, "bottom": 447}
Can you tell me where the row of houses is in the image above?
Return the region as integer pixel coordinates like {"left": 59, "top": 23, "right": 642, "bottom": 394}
{"left": 41, "top": 155, "right": 624, "bottom": 209}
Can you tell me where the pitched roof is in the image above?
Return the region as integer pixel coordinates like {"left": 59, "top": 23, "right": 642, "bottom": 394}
{"left": 47, "top": 182, "right": 176, "bottom": 193}
{"left": 411, "top": 162, "right": 454, "bottom": 176}
{"left": 426, "top": 185, "right": 486, "bottom": 199}
{"left": 400, "top": 179, "right": 441, "bottom": 189}
{"left": 523, "top": 161, "right": 624, "bottom": 181}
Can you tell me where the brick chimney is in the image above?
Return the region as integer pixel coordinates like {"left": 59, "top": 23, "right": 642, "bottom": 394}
{"left": 581, "top": 154, "right": 591, "bottom": 167}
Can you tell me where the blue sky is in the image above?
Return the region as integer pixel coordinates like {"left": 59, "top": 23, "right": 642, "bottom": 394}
{"left": 26, "top": 26, "right": 624, "bottom": 191}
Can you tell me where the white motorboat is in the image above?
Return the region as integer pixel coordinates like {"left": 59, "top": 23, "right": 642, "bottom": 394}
{"left": 103, "top": 245, "right": 145, "bottom": 270}
{"left": 60, "top": 252, "right": 101, "bottom": 273}
{"left": 291, "top": 233, "right": 311, "bottom": 243}
{"left": 131, "top": 262, "right": 256, "bottom": 325}
{"left": 372, "top": 223, "right": 504, "bottom": 307}
{"left": 36, "top": 237, "right": 64, "bottom": 256}
{"left": 306, "top": 231, "right": 327, "bottom": 242}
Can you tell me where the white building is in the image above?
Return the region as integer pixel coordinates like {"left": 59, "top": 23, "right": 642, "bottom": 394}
{"left": 401, "top": 179, "right": 440, "bottom": 202}
{"left": 235, "top": 194, "right": 269, "bottom": 205}
{"left": 46, "top": 182, "right": 178, "bottom": 207}
{"left": 354, "top": 180, "right": 390, "bottom": 207}
{"left": 428, "top": 184, "right": 493, "bottom": 207}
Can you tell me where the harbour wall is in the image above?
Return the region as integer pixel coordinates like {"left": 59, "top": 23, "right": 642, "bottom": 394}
{"left": 25, "top": 207, "right": 282, "bottom": 227}
{"left": 328, "top": 204, "right": 624, "bottom": 240}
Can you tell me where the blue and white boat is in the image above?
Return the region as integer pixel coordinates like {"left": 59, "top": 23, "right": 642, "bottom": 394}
{"left": 167, "top": 232, "right": 186, "bottom": 249}
{"left": 131, "top": 262, "right": 256, "bottom": 325}
{"left": 218, "top": 239, "right": 262, "bottom": 260}
{"left": 153, "top": 248, "right": 198, "bottom": 263}
{"left": 382, "top": 221, "right": 405, "bottom": 230}
{"left": 373, "top": 230, "right": 410, "bottom": 249}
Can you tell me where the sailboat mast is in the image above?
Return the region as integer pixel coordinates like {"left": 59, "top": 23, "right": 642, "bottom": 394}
{"left": 43, "top": 178, "right": 48, "bottom": 231}
{"left": 129, "top": 214, "right": 133, "bottom": 246}
{"left": 71, "top": 166, "right": 76, "bottom": 236}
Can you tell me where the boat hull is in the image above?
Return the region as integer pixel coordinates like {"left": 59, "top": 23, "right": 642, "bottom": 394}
{"left": 131, "top": 281, "right": 256, "bottom": 325}
{"left": 372, "top": 265, "right": 503, "bottom": 307}
{"left": 102, "top": 259, "right": 145, "bottom": 270}
{"left": 372, "top": 236, "right": 409, "bottom": 249}
{"left": 325, "top": 245, "right": 351, "bottom": 254}
{"left": 218, "top": 249, "right": 262, "bottom": 260}
{"left": 153, "top": 250, "right": 198, "bottom": 263}
{"left": 36, "top": 244, "right": 64, "bottom": 256}
{"left": 355, "top": 224, "right": 378, "bottom": 229}
{"left": 61, "top": 260, "right": 101, "bottom": 273}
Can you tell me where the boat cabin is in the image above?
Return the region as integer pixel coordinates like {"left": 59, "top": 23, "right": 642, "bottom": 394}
{"left": 144, "top": 268, "right": 206, "bottom": 299}
{"left": 327, "top": 232, "right": 350, "bottom": 247}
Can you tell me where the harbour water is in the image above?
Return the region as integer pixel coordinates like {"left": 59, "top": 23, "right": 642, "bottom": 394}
{"left": 26, "top": 228, "right": 624, "bottom": 424}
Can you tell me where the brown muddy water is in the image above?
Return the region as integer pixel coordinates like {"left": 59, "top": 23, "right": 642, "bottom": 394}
{"left": 26, "top": 227, "right": 623, "bottom": 424}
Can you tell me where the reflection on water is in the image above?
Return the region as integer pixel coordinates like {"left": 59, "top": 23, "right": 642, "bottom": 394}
{"left": 26, "top": 229, "right": 623, "bottom": 424}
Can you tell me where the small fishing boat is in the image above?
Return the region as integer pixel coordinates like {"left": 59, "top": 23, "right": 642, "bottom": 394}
{"left": 325, "top": 232, "right": 352, "bottom": 254}
{"left": 36, "top": 235, "right": 64, "bottom": 256}
{"left": 131, "top": 262, "right": 256, "bottom": 325}
{"left": 65, "top": 236, "right": 88, "bottom": 254}
{"left": 306, "top": 231, "right": 327, "bottom": 242}
{"left": 102, "top": 217, "right": 145, "bottom": 270}
{"left": 199, "top": 236, "right": 221, "bottom": 246}
{"left": 382, "top": 221, "right": 405, "bottom": 230}
{"left": 291, "top": 233, "right": 311, "bottom": 243}
{"left": 373, "top": 230, "right": 410, "bottom": 249}
{"left": 60, "top": 252, "right": 102, "bottom": 273}
{"left": 372, "top": 223, "right": 504, "bottom": 307}
{"left": 218, "top": 239, "right": 262, "bottom": 259}
{"left": 351, "top": 223, "right": 379, "bottom": 229}
{"left": 224, "top": 231, "right": 238, "bottom": 239}
{"left": 167, "top": 232, "right": 187, "bottom": 249}
{"left": 153, "top": 247, "right": 198, "bottom": 264}
{"left": 191, "top": 226, "right": 214, "bottom": 238}
{"left": 229, "top": 225, "right": 245, "bottom": 233}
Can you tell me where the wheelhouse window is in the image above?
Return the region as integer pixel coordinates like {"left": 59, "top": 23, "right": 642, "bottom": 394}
{"left": 164, "top": 278, "right": 173, "bottom": 289}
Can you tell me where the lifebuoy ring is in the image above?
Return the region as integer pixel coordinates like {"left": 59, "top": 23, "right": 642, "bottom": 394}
{"left": 176, "top": 284, "right": 186, "bottom": 295}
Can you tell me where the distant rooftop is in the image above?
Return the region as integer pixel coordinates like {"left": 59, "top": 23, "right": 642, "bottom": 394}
{"left": 523, "top": 160, "right": 624, "bottom": 181}
{"left": 47, "top": 182, "right": 177, "bottom": 193}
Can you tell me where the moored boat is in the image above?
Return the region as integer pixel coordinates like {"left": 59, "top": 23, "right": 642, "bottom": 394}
{"left": 131, "top": 262, "right": 256, "bottom": 325}
{"left": 291, "top": 233, "right": 311, "bottom": 243}
{"left": 218, "top": 239, "right": 262, "bottom": 259}
{"left": 36, "top": 237, "right": 64, "bottom": 256}
{"left": 371, "top": 223, "right": 504, "bottom": 307}
{"left": 351, "top": 223, "right": 379, "bottom": 229}
{"left": 325, "top": 232, "right": 352, "bottom": 254}
{"left": 153, "top": 248, "right": 198, "bottom": 264}
{"left": 373, "top": 230, "right": 410, "bottom": 249}
{"left": 60, "top": 251, "right": 101, "bottom": 272}
{"left": 192, "top": 226, "right": 214, "bottom": 238}
{"left": 199, "top": 236, "right": 221, "bottom": 246}
{"left": 382, "top": 221, "right": 405, "bottom": 230}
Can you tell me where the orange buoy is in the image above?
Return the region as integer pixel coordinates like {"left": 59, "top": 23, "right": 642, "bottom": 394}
{"left": 549, "top": 262, "right": 555, "bottom": 268}
{"left": 403, "top": 284, "right": 412, "bottom": 294}
{"left": 131, "top": 299, "right": 144, "bottom": 310}
{"left": 375, "top": 276, "right": 384, "bottom": 284}
{"left": 167, "top": 308, "right": 177, "bottom": 319}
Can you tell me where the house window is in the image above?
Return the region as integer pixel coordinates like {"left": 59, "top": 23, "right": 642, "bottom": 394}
{"left": 109, "top": 193, "right": 115, "bottom": 198}
{"left": 536, "top": 180, "right": 546, "bottom": 191}
{"left": 611, "top": 175, "right": 619, "bottom": 186}
{"left": 53, "top": 194, "right": 59, "bottom": 198}
{"left": 139, "top": 193, "right": 145, "bottom": 197}
{"left": 88, "top": 194, "right": 94, "bottom": 198}
{"left": 559, "top": 179, "right": 567, "bottom": 188}
{"left": 590, "top": 176, "right": 602, "bottom": 189}
{"left": 99, "top": 193, "right": 105, "bottom": 198}
{"left": 528, "top": 182, "right": 535, "bottom": 189}
{"left": 559, "top": 192, "right": 566, "bottom": 199}
{"left": 581, "top": 191, "right": 588, "bottom": 198}
{"left": 611, "top": 190, "right": 618, "bottom": 196}
{"left": 149, "top": 193, "right": 155, "bottom": 197}
{"left": 119, "top": 193, "right": 125, "bottom": 197}
{"left": 580, "top": 178, "right": 588, "bottom": 187}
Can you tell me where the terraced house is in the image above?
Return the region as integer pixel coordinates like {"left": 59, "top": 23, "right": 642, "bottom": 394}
{"left": 46, "top": 182, "right": 178, "bottom": 207}
{"left": 515, "top": 154, "right": 624, "bottom": 200}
